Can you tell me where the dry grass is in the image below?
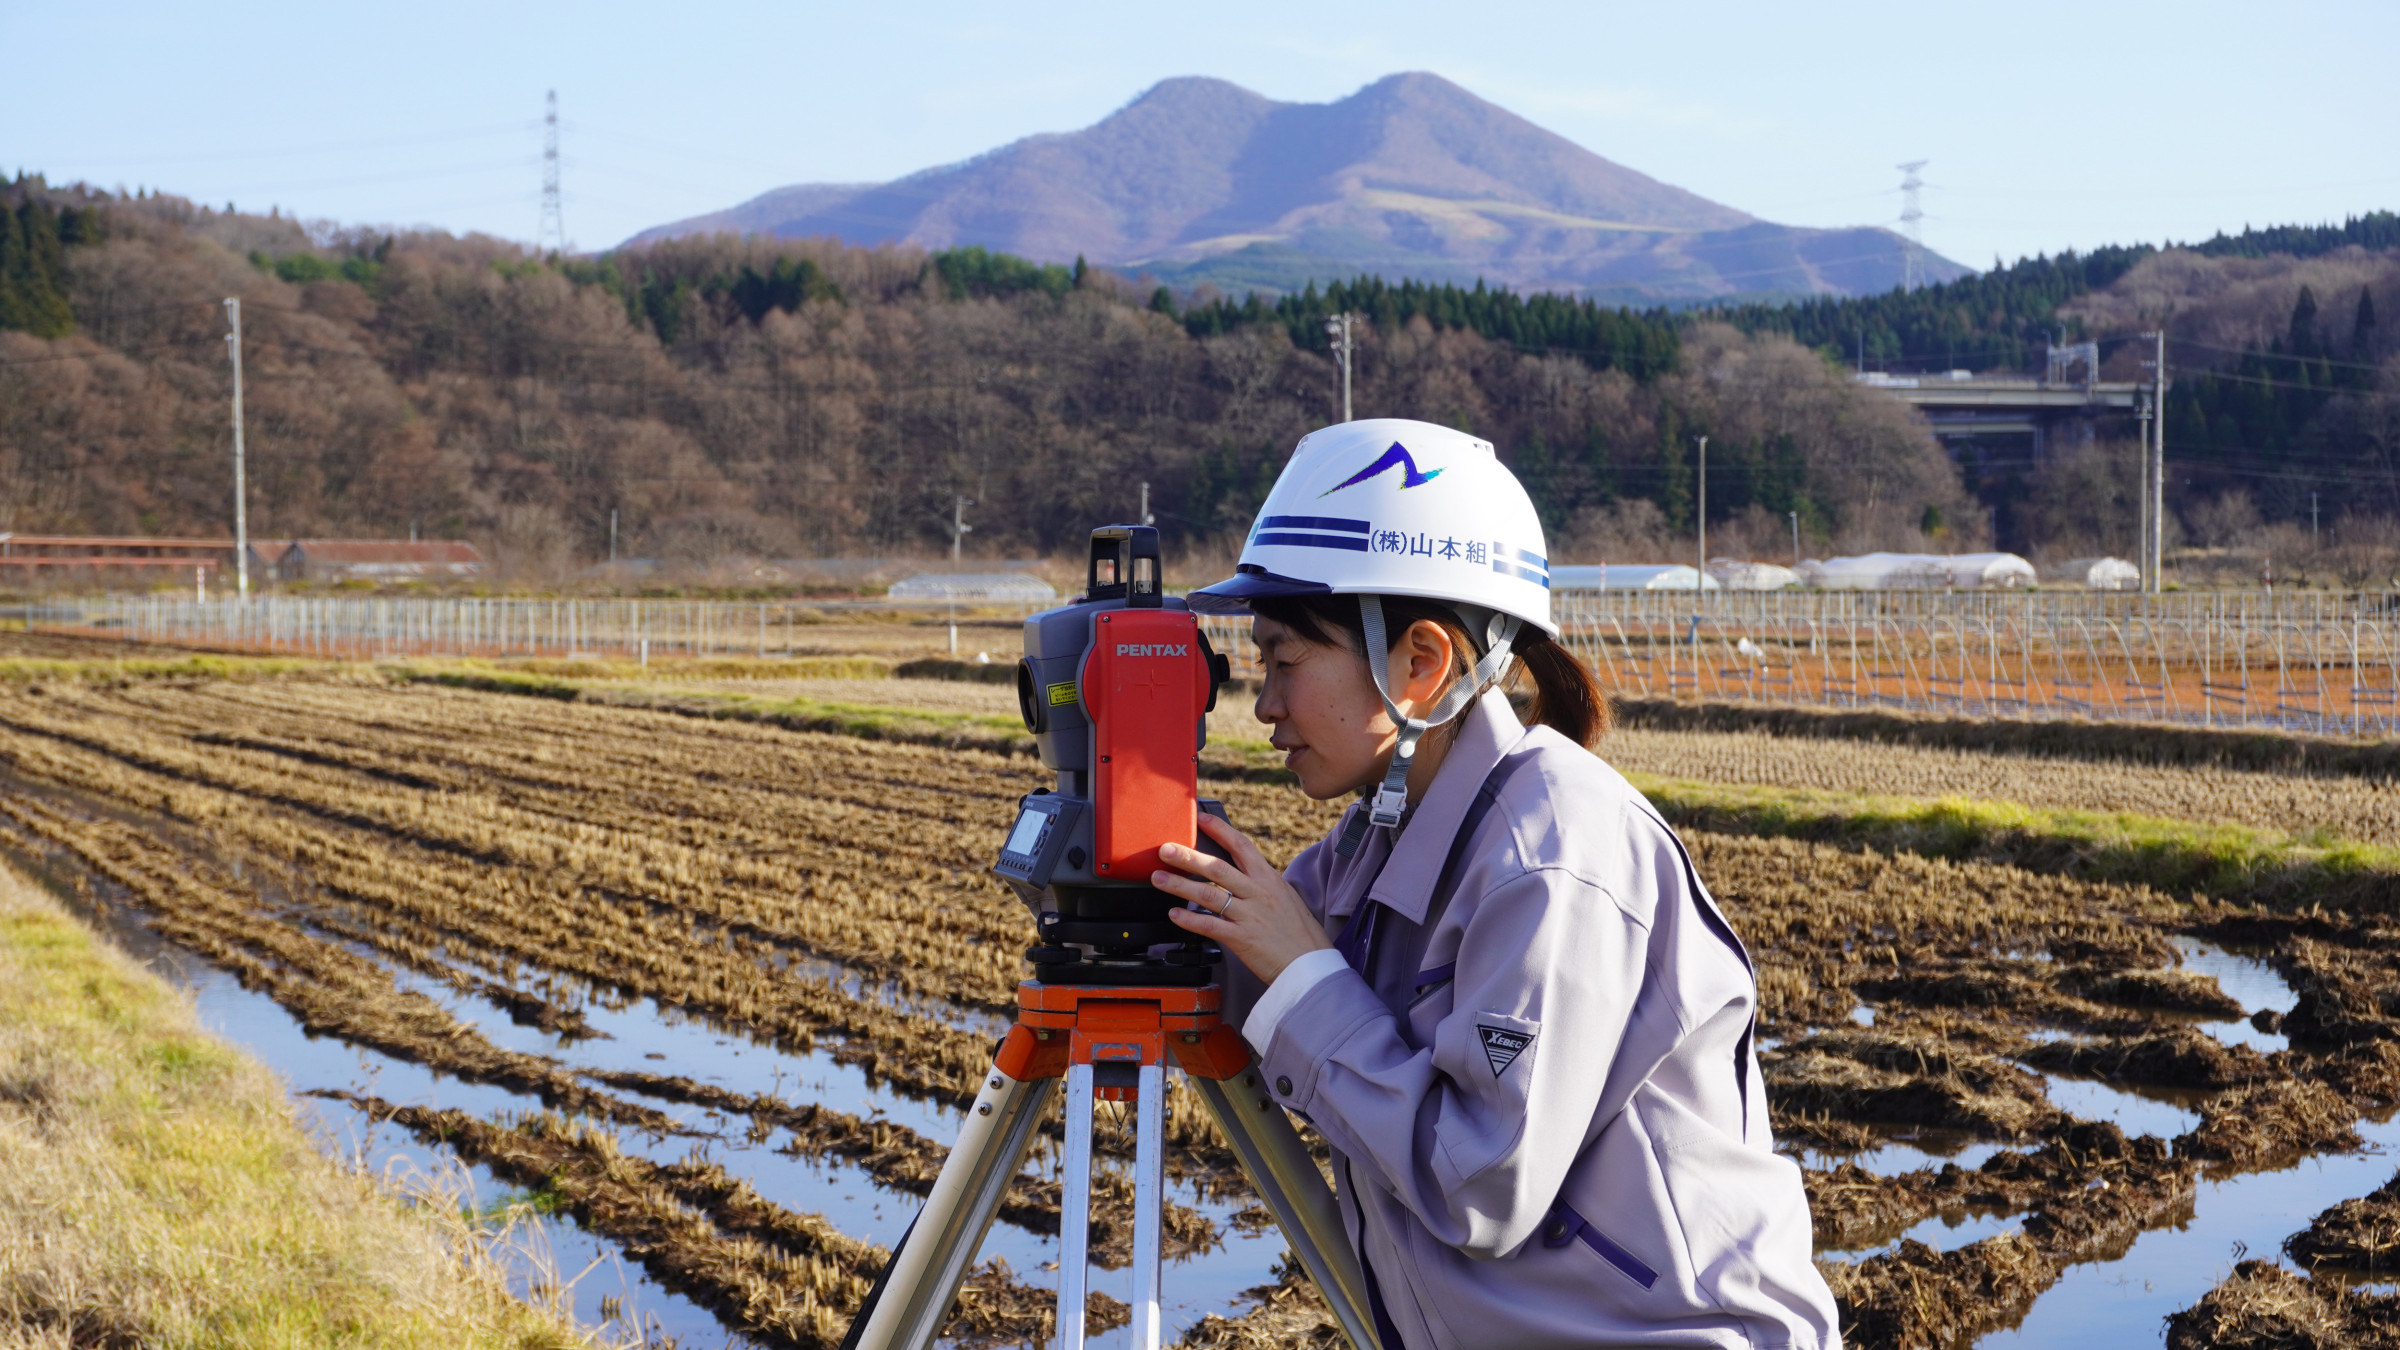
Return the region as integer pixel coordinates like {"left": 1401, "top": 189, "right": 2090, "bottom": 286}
{"left": 1603, "top": 723, "right": 2400, "bottom": 843}
{"left": 0, "top": 860, "right": 599, "bottom": 1350}
{"left": 1614, "top": 695, "right": 2400, "bottom": 781}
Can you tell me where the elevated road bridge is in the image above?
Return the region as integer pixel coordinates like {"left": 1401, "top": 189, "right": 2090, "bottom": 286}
{"left": 1856, "top": 372, "right": 2143, "bottom": 459}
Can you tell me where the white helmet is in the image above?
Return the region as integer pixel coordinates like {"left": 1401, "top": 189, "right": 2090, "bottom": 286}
{"left": 1188, "top": 418, "right": 1556, "bottom": 636}
{"left": 1191, "top": 418, "right": 1556, "bottom": 839}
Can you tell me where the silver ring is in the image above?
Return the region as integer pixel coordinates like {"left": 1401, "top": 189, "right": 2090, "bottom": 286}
{"left": 1214, "top": 886, "right": 1235, "bottom": 914}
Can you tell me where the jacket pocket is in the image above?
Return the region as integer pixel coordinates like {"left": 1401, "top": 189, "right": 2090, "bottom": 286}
{"left": 1542, "top": 1201, "right": 1658, "bottom": 1289}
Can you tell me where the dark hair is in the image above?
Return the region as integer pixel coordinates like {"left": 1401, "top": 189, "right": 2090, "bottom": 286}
{"left": 1247, "top": 593, "right": 1610, "bottom": 748}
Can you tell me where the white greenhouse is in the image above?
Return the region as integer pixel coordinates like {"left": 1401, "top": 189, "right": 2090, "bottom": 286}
{"left": 1705, "top": 559, "right": 1803, "bottom": 591}
{"left": 887, "top": 573, "right": 1059, "bottom": 602}
{"left": 1801, "top": 552, "right": 2038, "bottom": 591}
{"left": 1549, "top": 564, "right": 1721, "bottom": 591}
{"left": 2042, "top": 557, "right": 2141, "bottom": 591}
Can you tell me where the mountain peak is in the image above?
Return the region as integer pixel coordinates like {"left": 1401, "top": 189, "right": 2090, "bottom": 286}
{"left": 628, "top": 73, "right": 1963, "bottom": 301}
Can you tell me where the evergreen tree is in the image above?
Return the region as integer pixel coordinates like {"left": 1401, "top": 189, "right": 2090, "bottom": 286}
{"left": 0, "top": 196, "right": 77, "bottom": 337}
{"left": 0, "top": 204, "right": 23, "bottom": 331}
{"left": 2356, "top": 286, "right": 2379, "bottom": 352}
{"left": 1656, "top": 409, "right": 1692, "bottom": 533}
{"left": 2289, "top": 285, "right": 2320, "bottom": 356}
{"left": 1582, "top": 424, "right": 1616, "bottom": 507}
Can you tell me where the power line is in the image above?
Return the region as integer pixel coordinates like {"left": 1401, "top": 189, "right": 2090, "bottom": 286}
{"left": 2170, "top": 337, "right": 2388, "bottom": 374}
{"left": 41, "top": 121, "right": 536, "bottom": 171}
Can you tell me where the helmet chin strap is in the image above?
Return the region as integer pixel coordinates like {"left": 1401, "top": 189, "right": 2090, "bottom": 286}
{"left": 1343, "top": 595, "right": 1522, "bottom": 851}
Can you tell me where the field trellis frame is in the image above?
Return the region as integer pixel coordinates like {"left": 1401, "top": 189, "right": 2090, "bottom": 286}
{"left": 1205, "top": 589, "right": 2400, "bottom": 737}
{"left": 11, "top": 595, "right": 1053, "bottom": 664}
{"left": 19, "top": 590, "right": 2400, "bottom": 735}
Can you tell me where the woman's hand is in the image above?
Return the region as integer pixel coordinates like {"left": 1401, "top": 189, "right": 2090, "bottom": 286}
{"left": 1157, "top": 814, "right": 1334, "bottom": 985}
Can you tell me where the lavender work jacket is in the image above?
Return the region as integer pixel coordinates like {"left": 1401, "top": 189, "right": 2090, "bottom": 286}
{"left": 1222, "top": 690, "right": 1840, "bottom": 1350}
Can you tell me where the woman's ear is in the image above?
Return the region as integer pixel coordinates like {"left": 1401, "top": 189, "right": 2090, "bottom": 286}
{"left": 1391, "top": 619, "right": 1459, "bottom": 711}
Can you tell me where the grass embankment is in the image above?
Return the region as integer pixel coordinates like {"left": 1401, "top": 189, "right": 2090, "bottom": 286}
{"left": 0, "top": 861, "right": 595, "bottom": 1349}
{"left": 1614, "top": 695, "right": 2400, "bottom": 778}
{"left": 1625, "top": 773, "right": 2400, "bottom": 913}
{"left": 0, "top": 654, "right": 342, "bottom": 684}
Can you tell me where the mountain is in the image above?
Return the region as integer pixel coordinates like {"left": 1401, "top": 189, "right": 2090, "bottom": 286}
{"left": 628, "top": 73, "right": 1967, "bottom": 301}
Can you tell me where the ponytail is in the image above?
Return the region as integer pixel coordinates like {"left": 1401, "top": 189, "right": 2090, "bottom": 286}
{"left": 1508, "top": 627, "right": 1610, "bottom": 748}
{"left": 1246, "top": 594, "right": 1611, "bottom": 749}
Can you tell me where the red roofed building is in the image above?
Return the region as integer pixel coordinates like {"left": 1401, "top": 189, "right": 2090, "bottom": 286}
{"left": 268, "top": 540, "right": 485, "bottom": 582}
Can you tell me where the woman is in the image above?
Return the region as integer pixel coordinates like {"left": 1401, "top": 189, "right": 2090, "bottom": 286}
{"left": 1155, "top": 419, "right": 1838, "bottom": 1350}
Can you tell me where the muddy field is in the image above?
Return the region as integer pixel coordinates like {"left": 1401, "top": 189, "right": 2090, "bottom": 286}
{"left": 5, "top": 664, "right": 2400, "bottom": 1348}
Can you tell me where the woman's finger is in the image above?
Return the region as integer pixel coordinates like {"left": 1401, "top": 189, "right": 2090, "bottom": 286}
{"left": 1149, "top": 868, "right": 1222, "bottom": 906}
{"left": 1156, "top": 840, "right": 1248, "bottom": 893}
{"left": 1167, "top": 905, "right": 1235, "bottom": 941}
{"left": 1197, "top": 812, "right": 1270, "bottom": 872}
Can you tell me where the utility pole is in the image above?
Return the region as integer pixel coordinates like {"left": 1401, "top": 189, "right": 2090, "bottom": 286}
{"left": 224, "top": 297, "right": 250, "bottom": 601}
{"left": 1790, "top": 510, "right": 1801, "bottom": 567}
{"left": 1323, "top": 313, "right": 1354, "bottom": 422}
{"left": 2135, "top": 392, "right": 2153, "bottom": 591}
{"left": 950, "top": 495, "right": 975, "bottom": 563}
{"left": 609, "top": 508, "right": 618, "bottom": 564}
{"left": 1695, "top": 435, "right": 1708, "bottom": 592}
{"left": 538, "top": 90, "right": 566, "bottom": 256}
{"left": 1139, "top": 481, "right": 1154, "bottom": 527}
{"left": 2149, "top": 330, "right": 2167, "bottom": 593}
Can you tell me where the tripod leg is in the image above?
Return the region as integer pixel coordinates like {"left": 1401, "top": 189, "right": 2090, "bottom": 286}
{"left": 845, "top": 1065, "right": 1054, "bottom": 1350}
{"left": 1130, "top": 1062, "right": 1166, "bottom": 1350}
{"left": 1058, "top": 1060, "right": 1095, "bottom": 1350}
{"left": 1191, "top": 1073, "right": 1384, "bottom": 1350}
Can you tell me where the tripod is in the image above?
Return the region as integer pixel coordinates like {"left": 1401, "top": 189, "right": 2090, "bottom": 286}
{"left": 845, "top": 974, "right": 1381, "bottom": 1350}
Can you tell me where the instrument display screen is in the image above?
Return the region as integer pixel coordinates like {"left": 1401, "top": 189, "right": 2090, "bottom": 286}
{"left": 1004, "top": 805, "right": 1049, "bottom": 858}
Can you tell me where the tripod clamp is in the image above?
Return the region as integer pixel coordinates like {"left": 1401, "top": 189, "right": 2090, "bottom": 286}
{"left": 845, "top": 978, "right": 1382, "bottom": 1350}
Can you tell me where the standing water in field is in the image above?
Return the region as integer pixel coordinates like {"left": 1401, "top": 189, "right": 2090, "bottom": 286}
{"left": 29, "top": 840, "right": 1292, "bottom": 1350}
{"left": 23, "top": 866, "right": 734, "bottom": 1348}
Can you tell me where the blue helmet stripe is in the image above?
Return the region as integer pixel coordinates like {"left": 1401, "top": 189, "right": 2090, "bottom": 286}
{"left": 1260, "top": 514, "right": 1371, "bottom": 534}
{"left": 1256, "top": 531, "right": 1372, "bottom": 553}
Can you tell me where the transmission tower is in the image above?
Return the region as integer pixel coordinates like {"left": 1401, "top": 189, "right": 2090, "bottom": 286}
{"left": 538, "top": 90, "right": 566, "bottom": 256}
{"left": 1896, "top": 159, "right": 1928, "bottom": 290}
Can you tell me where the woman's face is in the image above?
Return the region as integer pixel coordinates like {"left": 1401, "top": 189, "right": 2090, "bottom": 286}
{"left": 1249, "top": 613, "right": 1457, "bottom": 801}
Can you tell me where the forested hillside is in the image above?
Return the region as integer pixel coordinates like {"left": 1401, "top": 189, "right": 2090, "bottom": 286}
{"left": 0, "top": 176, "right": 1966, "bottom": 578}
{"left": 1, "top": 170, "right": 2393, "bottom": 582}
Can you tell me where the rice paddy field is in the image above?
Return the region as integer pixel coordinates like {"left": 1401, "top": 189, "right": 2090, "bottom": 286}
{"left": 11, "top": 630, "right": 2400, "bottom": 1349}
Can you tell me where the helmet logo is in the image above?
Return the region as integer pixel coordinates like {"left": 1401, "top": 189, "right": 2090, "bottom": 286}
{"left": 1321, "top": 442, "right": 1443, "bottom": 496}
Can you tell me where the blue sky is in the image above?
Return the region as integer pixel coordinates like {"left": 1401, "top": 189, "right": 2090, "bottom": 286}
{"left": 8, "top": 0, "right": 2393, "bottom": 273}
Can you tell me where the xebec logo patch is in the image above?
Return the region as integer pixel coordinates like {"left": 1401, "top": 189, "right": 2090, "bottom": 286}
{"left": 1477, "top": 1024, "right": 1534, "bottom": 1077}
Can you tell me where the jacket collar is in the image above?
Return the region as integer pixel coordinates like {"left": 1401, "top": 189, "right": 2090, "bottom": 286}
{"left": 1363, "top": 688, "right": 1526, "bottom": 924}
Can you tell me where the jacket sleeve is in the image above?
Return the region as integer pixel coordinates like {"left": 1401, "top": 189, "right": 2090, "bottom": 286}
{"left": 1221, "top": 821, "right": 1344, "bottom": 1037}
{"left": 1254, "top": 858, "right": 1648, "bottom": 1260}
